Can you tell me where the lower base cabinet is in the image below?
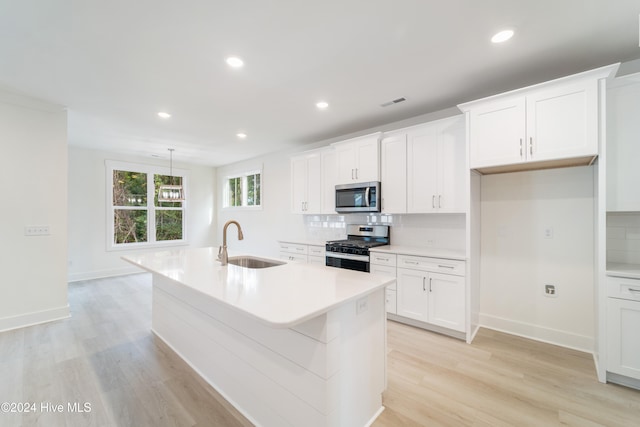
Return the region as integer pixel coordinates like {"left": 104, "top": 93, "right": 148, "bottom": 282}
{"left": 396, "top": 268, "right": 465, "bottom": 332}
{"left": 606, "top": 275, "right": 640, "bottom": 381}
{"left": 371, "top": 251, "right": 466, "bottom": 335}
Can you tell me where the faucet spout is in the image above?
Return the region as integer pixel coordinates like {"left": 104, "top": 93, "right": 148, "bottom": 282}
{"left": 218, "top": 220, "right": 244, "bottom": 265}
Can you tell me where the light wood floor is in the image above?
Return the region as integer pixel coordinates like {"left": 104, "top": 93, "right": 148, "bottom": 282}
{"left": 0, "top": 274, "right": 638, "bottom": 426}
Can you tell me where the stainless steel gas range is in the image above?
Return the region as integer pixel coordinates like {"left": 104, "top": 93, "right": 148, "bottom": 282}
{"left": 325, "top": 224, "right": 390, "bottom": 272}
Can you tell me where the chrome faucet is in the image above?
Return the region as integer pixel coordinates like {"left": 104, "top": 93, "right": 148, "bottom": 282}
{"left": 218, "top": 220, "right": 244, "bottom": 265}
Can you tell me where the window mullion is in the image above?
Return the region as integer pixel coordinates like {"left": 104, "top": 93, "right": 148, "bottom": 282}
{"left": 148, "top": 173, "right": 156, "bottom": 243}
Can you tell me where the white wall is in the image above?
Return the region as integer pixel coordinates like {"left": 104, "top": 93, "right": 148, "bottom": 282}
{"left": 0, "top": 91, "right": 69, "bottom": 331}
{"left": 68, "top": 147, "right": 217, "bottom": 281}
{"left": 480, "top": 166, "right": 595, "bottom": 351}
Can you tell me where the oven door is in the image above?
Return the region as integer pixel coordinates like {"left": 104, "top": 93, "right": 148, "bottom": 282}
{"left": 325, "top": 252, "right": 370, "bottom": 272}
{"left": 335, "top": 182, "right": 380, "bottom": 213}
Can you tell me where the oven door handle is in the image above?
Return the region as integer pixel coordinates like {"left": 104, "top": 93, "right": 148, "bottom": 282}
{"left": 325, "top": 252, "right": 370, "bottom": 262}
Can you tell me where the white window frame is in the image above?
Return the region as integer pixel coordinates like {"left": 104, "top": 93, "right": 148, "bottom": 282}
{"left": 222, "top": 169, "right": 262, "bottom": 210}
{"left": 106, "top": 160, "right": 189, "bottom": 251}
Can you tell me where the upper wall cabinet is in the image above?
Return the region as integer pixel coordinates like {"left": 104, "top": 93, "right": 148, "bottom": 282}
{"left": 607, "top": 74, "right": 640, "bottom": 211}
{"left": 380, "top": 116, "right": 466, "bottom": 214}
{"left": 291, "top": 150, "right": 321, "bottom": 214}
{"left": 333, "top": 133, "right": 381, "bottom": 184}
{"left": 458, "top": 64, "right": 619, "bottom": 174}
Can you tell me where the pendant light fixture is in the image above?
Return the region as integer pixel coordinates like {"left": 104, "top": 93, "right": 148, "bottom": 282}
{"left": 158, "top": 148, "right": 185, "bottom": 202}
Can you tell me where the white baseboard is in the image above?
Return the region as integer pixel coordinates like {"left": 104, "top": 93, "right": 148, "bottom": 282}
{"left": 479, "top": 313, "right": 594, "bottom": 353}
{"left": 68, "top": 265, "right": 142, "bottom": 282}
{"left": 0, "top": 305, "right": 70, "bottom": 333}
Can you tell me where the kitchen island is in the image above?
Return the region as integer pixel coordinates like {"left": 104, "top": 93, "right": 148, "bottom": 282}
{"left": 123, "top": 247, "right": 394, "bottom": 427}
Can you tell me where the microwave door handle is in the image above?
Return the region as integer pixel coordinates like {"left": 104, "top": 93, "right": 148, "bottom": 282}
{"left": 364, "top": 187, "right": 370, "bottom": 207}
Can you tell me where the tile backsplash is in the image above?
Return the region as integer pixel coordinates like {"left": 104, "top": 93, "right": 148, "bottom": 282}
{"left": 304, "top": 213, "right": 466, "bottom": 251}
{"left": 607, "top": 212, "right": 640, "bottom": 264}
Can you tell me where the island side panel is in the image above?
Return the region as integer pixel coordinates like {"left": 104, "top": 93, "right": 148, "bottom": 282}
{"left": 150, "top": 273, "right": 387, "bottom": 427}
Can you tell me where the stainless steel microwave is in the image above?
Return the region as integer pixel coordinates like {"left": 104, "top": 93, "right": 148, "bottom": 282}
{"left": 335, "top": 181, "right": 381, "bottom": 213}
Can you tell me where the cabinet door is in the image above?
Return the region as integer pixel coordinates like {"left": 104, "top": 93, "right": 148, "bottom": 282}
{"left": 305, "top": 154, "right": 321, "bottom": 213}
{"left": 607, "top": 298, "right": 640, "bottom": 379}
{"left": 321, "top": 149, "right": 337, "bottom": 214}
{"left": 607, "top": 81, "right": 640, "bottom": 211}
{"left": 526, "top": 80, "right": 598, "bottom": 162}
{"left": 335, "top": 144, "right": 356, "bottom": 183}
{"left": 380, "top": 133, "right": 407, "bottom": 213}
{"left": 354, "top": 136, "right": 380, "bottom": 182}
{"left": 291, "top": 156, "right": 308, "bottom": 213}
{"left": 427, "top": 272, "right": 465, "bottom": 332}
{"left": 407, "top": 125, "right": 438, "bottom": 213}
{"left": 385, "top": 289, "right": 397, "bottom": 315}
{"left": 437, "top": 118, "right": 466, "bottom": 213}
{"left": 469, "top": 96, "right": 526, "bottom": 169}
{"left": 396, "top": 268, "right": 428, "bottom": 321}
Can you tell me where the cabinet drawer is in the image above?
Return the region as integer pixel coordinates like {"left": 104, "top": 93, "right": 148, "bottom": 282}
{"left": 308, "top": 245, "right": 326, "bottom": 257}
{"left": 279, "top": 252, "right": 307, "bottom": 263}
{"left": 279, "top": 242, "right": 308, "bottom": 255}
{"left": 370, "top": 253, "right": 397, "bottom": 267}
{"left": 308, "top": 255, "right": 326, "bottom": 266}
{"left": 607, "top": 276, "right": 640, "bottom": 301}
{"left": 397, "top": 255, "right": 465, "bottom": 276}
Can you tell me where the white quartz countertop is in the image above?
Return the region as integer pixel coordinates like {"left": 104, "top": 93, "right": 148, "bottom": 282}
{"left": 370, "top": 245, "right": 467, "bottom": 261}
{"left": 123, "top": 247, "right": 394, "bottom": 328}
{"left": 607, "top": 263, "right": 640, "bottom": 280}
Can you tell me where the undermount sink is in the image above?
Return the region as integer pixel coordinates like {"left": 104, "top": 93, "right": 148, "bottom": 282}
{"left": 227, "top": 256, "right": 286, "bottom": 269}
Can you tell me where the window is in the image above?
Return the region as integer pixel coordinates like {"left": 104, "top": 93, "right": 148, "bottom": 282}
{"left": 223, "top": 170, "right": 261, "bottom": 208}
{"left": 107, "top": 161, "right": 187, "bottom": 249}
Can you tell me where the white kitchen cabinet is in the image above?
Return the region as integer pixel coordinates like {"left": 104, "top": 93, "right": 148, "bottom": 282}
{"left": 396, "top": 268, "right": 429, "bottom": 321}
{"left": 380, "top": 116, "right": 465, "bottom": 214}
{"left": 407, "top": 116, "right": 465, "bottom": 213}
{"left": 370, "top": 253, "right": 397, "bottom": 314}
{"left": 333, "top": 133, "right": 380, "bottom": 184}
{"left": 380, "top": 132, "right": 407, "bottom": 213}
{"left": 308, "top": 244, "right": 326, "bottom": 265}
{"left": 606, "top": 275, "right": 640, "bottom": 381}
{"left": 396, "top": 255, "right": 466, "bottom": 332}
{"left": 279, "top": 241, "right": 326, "bottom": 265}
{"left": 428, "top": 272, "right": 465, "bottom": 331}
{"left": 291, "top": 151, "right": 321, "bottom": 214}
{"left": 607, "top": 75, "right": 640, "bottom": 211}
{"left": 321, "top": 148, "right": 338, "bottom": 214}
{"left": 459, "top": 65, "right": 617, "bottom": 173}
{"left": 279, "top": 242, "right": 309, "bottom": 262}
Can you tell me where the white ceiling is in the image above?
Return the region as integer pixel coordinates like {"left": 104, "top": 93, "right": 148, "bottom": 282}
{"left": 1, "top": 1, "right": 639, "bottom": 166}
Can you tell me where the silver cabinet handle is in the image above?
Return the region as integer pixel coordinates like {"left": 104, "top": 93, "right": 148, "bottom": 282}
{"left": 296, "top": 247, "right": 304, "bottom": 251}
{"left": 437, "top": 264, "right": 455, "bottom": 269}
{"left": 351, "top": 169, "right": 355, "bottom": 180}
{"left": 405, "top": 260, "right": 418, "bottom": 265}
{"left": 629, "top": 288, "right": 640, "bottom": 293}
{"left": 376, "top": 257, "right": 389, "bottom": 262}
{"left": 423, "top": 277, "right": 426, "bottom": 291}
{"left": 529, "top": 137, "right": 533, "bottom": 156}
{"left": 432, "top": 195, "right": 436, "bottom": 208}
{"left": 355, "top": 168, "right": 358, "bottom": 179}
{"left": 429, "top": 277, "right": 433, "bottom": 292}
{"left": 438, "top": 195, "right": 442, "bottom": 208}
{"left": 520, "top": 138, "right": 523, "bottom": 157}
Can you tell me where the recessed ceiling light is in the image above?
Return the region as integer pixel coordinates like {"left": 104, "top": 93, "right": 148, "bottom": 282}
{"left": 316, "top": 101, "right": 329, "bottom": 109}
{"left": 236, "top": 133, "right": 247, "bottom": 139}
{"left": 157, "top": 112, "right": 171, "bottom": 119}
{"left": 491, "top": 29, "right": 514, "bottom": 43}
{"left": 226, "top": 56, "right": 244, "bottom": 68}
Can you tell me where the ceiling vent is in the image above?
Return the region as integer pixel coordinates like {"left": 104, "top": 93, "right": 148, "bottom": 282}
{"left": 380, "top": 97, "right": 407, "bottom": 107}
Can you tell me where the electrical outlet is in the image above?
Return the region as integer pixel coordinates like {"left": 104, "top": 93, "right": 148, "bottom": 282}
{"left": 356, "top": 296, "right": 368, "bottom": 315}
{"left": 544, "top": 227, "right": 554, "bottom": 239}
{"left": 544, "top": 284, "right": 557, "bottom": 297}
{"left": 24, "top": 225, "right": 50, "bottom": 236}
